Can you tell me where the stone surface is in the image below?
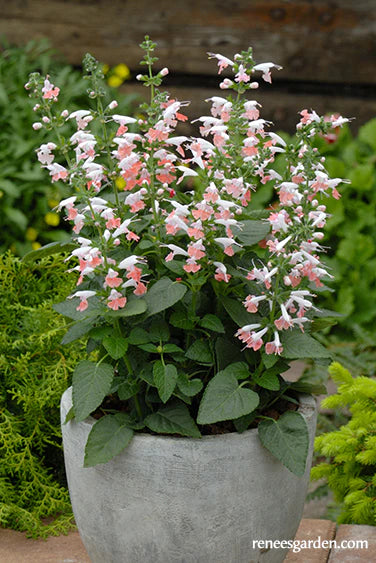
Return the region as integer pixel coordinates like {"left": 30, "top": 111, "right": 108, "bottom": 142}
{"left": 61, "top": 387, "right": 317, "bottom": 563}
{"left": 0, "top": 528, "right": 90, "bottom": 563}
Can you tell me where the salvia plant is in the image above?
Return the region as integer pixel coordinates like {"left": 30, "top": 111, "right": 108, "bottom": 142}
{"left": 26, "top": 36, "right": 349, "bottom": 475}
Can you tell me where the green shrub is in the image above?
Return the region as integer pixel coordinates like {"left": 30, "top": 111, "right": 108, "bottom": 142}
{"left": 0, "top": 253, "right": 85, "bottom": 537}
{"left": 0, "top": 38, "right": 136, "bottom": 256}
{"left": 311, "top": 362, "right": 376, "bottom": 525}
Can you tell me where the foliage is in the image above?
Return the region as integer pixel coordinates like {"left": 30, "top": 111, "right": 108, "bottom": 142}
{"left": 0, "top": 38, "right": 136, "bottom": 256}
{"left": 311, "top": 362, "right": 376, "bottom": 525}
{"left": 0, "top": 253, "right": 85, "bottom": 537}
{"left": 26, "top": 37, "right": 347, "bottom": 475}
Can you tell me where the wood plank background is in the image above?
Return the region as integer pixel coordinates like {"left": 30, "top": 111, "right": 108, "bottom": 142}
{"left": 1, "top": 0, "right": 375, "bottom": 132}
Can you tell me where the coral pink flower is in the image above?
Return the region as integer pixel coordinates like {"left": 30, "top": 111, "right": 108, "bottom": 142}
{"left": 104, "top": 269, "right": 123, "bottom": 288}
{"left": 107, "top": 290, "right": 127, "bottom": 311}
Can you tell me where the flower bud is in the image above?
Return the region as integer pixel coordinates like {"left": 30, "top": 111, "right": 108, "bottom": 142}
{"left": 136, "top": 74, "right": 144, "bottom": 81}
{"left": 32, "top": 122, "right": 43, "bottom": 130}
{"left": 42, "top": 116, "right": 50, "bottom": 123}
{"left": 109, "top": 100, "right": 118, "bottom": 110}
{"left": 61, "top": 110, "right": 69, "bottom": 117}
{"left": 219, "top": 79, "right": 233, "bottom": 89}
{"left": 33, "top": 104, "right": 40, "bottom": 111}
{"left": 157, "top": 188, "right": 164, "bottom": 196}
{"left": 160, "top": 67, "right": 169, "bottom": 76}
{"left": 250, "top": 82, "right": 259, "bottom": 89}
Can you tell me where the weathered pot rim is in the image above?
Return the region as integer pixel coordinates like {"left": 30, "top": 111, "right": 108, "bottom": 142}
{"left": 61, "top": 385, "right": 316, "bottom": 444}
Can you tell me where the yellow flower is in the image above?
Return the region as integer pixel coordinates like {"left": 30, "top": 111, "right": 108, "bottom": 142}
{"left": 115, "top": 176, "right": 126, "bottom": 189}
{"left": 107, "top": 75, "right": 123, "bottom": 88}
{"left": 32, "top": 242, "right": 42, "bottom": 250}
{"left": 44, "top": 212, "right": 60, "bottom": 227}
{"left": 102, "top": 63, "right": 110, "bottom": 75}
{"left": 26, "top": 227, "right": 38, "bottom": 241}
{"left": 113, "top": 64, "right": 130, "bottom": 80}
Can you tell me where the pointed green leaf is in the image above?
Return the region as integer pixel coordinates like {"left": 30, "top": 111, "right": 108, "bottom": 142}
{"left": 258, "top": 411, "right": 309, "bottom": 476}
{"left": 145, "top": 278, "right": 187, "bottom": 316}
{"left": 197, "top": 370, "right": 259, "bottom": 424}
{"left": 233, "top": 220, "right": 270, "bottom": 246}
{"left": 185, "top": 340, "right": 213, "bottom": 365}
{"left": 84, "top": 414, "right": 134, "bottom": 467}
{"left": 145, "top": 402, "right": 201, "bottom": 437}
{"left": 169, "top": 311, "right": 196, "bottom": 329}
{"left": 118, "top": 380, "right": 141, "bottom": 400}
{"left": 106, "top": 297, "right": 146, "bottom": 317}
{"left": 281, "top": 330, "right": 331, "bottom": 359}
{"left": 22, "top": 240, "right": 77, "bottom": 263}
{"left": 61, "top": 318, "right": 96, "bottom": 344}
{"left": 257, "top": 371, "right": 280, "bottom": 391}
{"left": 199, "top": 314, "right": 225, "bottom": 333}
{"left": 149, "top": 320, "right": 170, "bottom": 342}
{"left": 102, "top": 336, "right": 128, "bottom": 359}
{"left": 127, "top": 327, "right": 151, "bottom": 345}
{"left": 153, "top": 361, "right": 178, "bottom": 403}
{"left": 177, "top": 373, "right": 203, "bottom": 397}
{"left": 220, "top": 296, "right": 261, "bottom": 327}
{"left": 72, "top": 360, "right": 114, "bottom": 421}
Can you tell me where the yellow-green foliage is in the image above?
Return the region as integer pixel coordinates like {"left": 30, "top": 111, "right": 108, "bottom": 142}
{"left": 0, "top": 253, "right": 84, "bottom": 537}
{"left": 312, "top": 362, "right": 376, "bottom": 525}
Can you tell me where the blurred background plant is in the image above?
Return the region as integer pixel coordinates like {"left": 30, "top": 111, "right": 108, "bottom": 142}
{"left": 311, "top": 362, "right": 376, "bottom": 525}
{"left": 0, "top": 37, "right": 135, "bottom": 256}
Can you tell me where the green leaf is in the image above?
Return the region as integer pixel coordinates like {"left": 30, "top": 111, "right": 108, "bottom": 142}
{"left": 281, "top": 331, "right": 331, "bottom": 359}
{"left": 89, "top": 326, "right": 112, "bottom": 340}
{"left": 233, "top": 220, "right": 270, "bottom": 246}
{"left": 289, "top": 380, "right": 327, "bottom": 395}
{"left": 22, "top": 241, "right": 77, "bottom": 263}
{"left": 53, "top": 297, "right": 102, "bottom": 321}
{"left": 162, "top": 344, "right": 185, "bottom": 354}
{"left": 258, "top": 411, "right": 309, "bottom": 476}
{"left": 215, "top": 337, "right": 243, "bottom": 371}
{"left": 257, "top": 371, "right": 280, "bottom": 391}
{"left": 199, "top": 314, "right": 225, "bottom": 333}
{"left": 72, "top": 360, "right": 114, "bottom": 422}
{"left": 127, "top": 327, "right": 151, "bottom": 345}
{"left": 145, "top": 278, "right": 187, "bottom": 316}
{"left": 225, "top": 362, "right": 250, "bottom": 380}
{"left": 102, "top": 336, "right": 128, "bottom": 359}
{"left": 234, "top": 411, "right": 257, "bottom": 433}
{"left": 170, "top": 311, "right": 196, "bottom": 329}
{"left": 185, "top": 340, "right": 213, "bottom": 364}
{"left": 177, "top": 373, "right": 203, "bottom": 397}
{"left": 220, "top": 296, "right": 260, "bottom": 327}
{"left": 118, "top": 379, "right": 141, "bottom": 400}
{"left": 106, "top": 297, "right": 146, "bottom": 317}
{"left": 149, "top": 320, "right": 170, "bottom": 342}
{"left": 197, "top": 370, "right": 259, "bottom": 424}
{"left": 4, "top": 207, "right": 28, "bottom": 230}
{"left": 153, "top": 361, "right": 178, "bottom": 403}
{"left": 358, "top": 117, "right": 376, "bottom": 151}
{"left": 347, "top": 164, "right": 374, "bottom": 191}
{"left": 64, "top": 406, "right": 75, "bottom": 424}
{"left": 145, "top": 402, "right": 201, "bottom": 437}
{"left": 84, "top": 414, "right": 134, "bottom": 467}
{"left": 61, "top": 318, "right": 96, "bottom": 345}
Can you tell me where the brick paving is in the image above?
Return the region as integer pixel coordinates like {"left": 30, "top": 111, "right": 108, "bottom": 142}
{"left": 1, "top": 519, "right": 376, "bottom": 562}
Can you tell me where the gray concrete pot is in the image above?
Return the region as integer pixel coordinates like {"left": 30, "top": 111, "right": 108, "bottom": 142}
{"left": 61, "top": 387, "right": 316, "bottom": 563}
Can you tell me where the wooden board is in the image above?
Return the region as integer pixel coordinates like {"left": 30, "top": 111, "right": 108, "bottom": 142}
{"left": 0, "top": 0, "right": 375, "bottom": 84}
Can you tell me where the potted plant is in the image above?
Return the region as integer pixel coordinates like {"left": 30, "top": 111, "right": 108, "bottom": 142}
{"left": 26, "top": 36, "right": 348, "bottom": 563}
